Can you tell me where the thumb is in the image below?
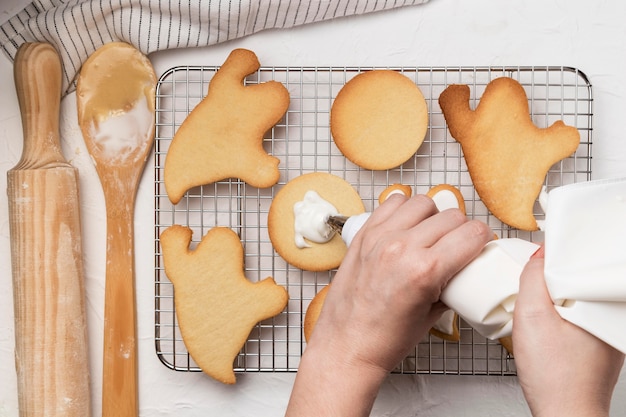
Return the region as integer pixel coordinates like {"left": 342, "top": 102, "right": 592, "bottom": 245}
{"left": 515, "top": 255, "right": 556, "bottom": 321}
{"left": 513, "top": 245, "right": 566, "bottom": 342}
{"left": 512, "top": 254, "right": 558, "bottom": 355}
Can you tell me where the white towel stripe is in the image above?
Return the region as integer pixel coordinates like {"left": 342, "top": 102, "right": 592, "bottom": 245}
{"left": 1, "top": 0, "right": 429, "bottom": 95}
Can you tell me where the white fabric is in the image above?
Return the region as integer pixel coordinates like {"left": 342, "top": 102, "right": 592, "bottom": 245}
{"left": 544, "top": 177, "right": 626, "bottom": 353}
{"left": 0, "top": 0, "right": 429, "bottom": 95}
{"left": 441, "top": 177, "right": 626, "bottom": 354}
{"left": 440, "top": 238, "right": 539, "bottom": 340}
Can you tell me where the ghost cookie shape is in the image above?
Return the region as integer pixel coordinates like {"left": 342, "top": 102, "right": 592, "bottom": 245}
{"left": 160, "top": 225, "right": 289, "bottom": 384}
{"left": 164, "top": 48, "right": 289, "bottom": 204}
{"left": 439, "top": 77, "right": 580, "bottom": 231}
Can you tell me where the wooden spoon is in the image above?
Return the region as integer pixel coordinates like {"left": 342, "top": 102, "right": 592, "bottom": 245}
{"left": 76, "top": 42, "right": 156, "bottom": 417}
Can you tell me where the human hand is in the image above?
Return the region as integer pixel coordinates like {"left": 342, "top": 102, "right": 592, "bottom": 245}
{"left": 513, "top": 246, "right": 625, "bottom": 417}
{"left": 286, "top": 194, "right": 492, "bottom": 416}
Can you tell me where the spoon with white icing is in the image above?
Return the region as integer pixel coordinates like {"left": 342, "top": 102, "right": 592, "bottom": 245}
{"left": 76, "top": 42, "right": 156, "bottom": 417}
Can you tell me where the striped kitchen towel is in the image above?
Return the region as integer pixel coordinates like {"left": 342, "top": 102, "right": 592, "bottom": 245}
{"left": 1, "top": 0, "right": 429, "bottom": 95}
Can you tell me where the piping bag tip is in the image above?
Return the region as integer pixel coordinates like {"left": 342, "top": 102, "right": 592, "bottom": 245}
{"left": 326, "top": 215, "right": 349, "bottom": 234}
{"left": 327, "top": 212, "right": 372, "bottom": 247}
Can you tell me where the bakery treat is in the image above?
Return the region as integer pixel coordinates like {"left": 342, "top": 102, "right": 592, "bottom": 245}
{"left": 160, "top": 225, "right": 289, "bottom": 384}
{"left": 426, "top": 184, "right": 466, "bottom": 341}
{"left": 499, "top": 336, "right": 514, "bottom": 356}
{"left": 164, "top": 48, "right": 289, "bottom": 204}
{"left": 378, "top": 183, "right": 413, "bottom": 204}
{"left": 330, "top": 70, "right": 428, "bottom": 170}
{"left": 429, "top": 310, "right": 460, "bottom": 342}
{"left": 426, "top": 183, "right": 466, "bottom": 214}
{"left": 438, "top": 77, "right": 580, "bottom": 231}
{"left": 268, "top": 172, "right": 365, "bottom": 272}
{"left": 303, "top": 285, "right": 330, "bottom": 342}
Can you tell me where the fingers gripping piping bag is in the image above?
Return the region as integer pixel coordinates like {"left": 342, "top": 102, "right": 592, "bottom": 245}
{"left": 329, "top": 177, "right": 626, "bottom": 354}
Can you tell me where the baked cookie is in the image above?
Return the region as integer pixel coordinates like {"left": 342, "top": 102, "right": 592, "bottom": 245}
{"left": 160, "top": 225, "right": 289, "bottom": 384}
{"left": 426, "top": 183, "right": 466, "bottom": 214}
{"left": 426, "top": 184, "right": 466, "bottom": 342}
{"left": 499, "top": 336, "right": 514, "bottom": 356}
{"left": 439, "top": 77, "right": 579, "bottom": 231}
{"left": 330, "top": 70, "right": 428, "bottom": 170}
{"left": 378, "top": 183, "right": 413, "bottom": 204}
{"left": 268, "top": 172, "right": 365, "bottom": 271}
{"left": 164, "top": 48, "right": 289, "bottom": 204}
{"left": 303, "top": 285, "right": 330, "bottom": 342}
{"left": 429, "top": 310, "right": 460, "bottom": 342}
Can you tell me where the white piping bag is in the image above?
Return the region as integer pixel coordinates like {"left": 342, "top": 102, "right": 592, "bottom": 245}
{"left": 339, "top": 177, "right": 626, "bottom": 353}
{"left": 543, "top": 177, "right": 626, "bottom": 353}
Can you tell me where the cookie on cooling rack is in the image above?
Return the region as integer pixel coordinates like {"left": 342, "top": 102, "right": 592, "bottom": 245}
{"left": 304, "top": 284, "right": 330, "bottom": 342}
{"left": 160, "top": 225, "right": 289, "bottom": 384}
{"left": 438, "top": 77, "right": 580, "bottom": 231}
{"left": 378, "top": 183, "right": 413, "bottom": 204}
{"left": 426, "top": 183, "right": 466, "bottom": 214}
{"left": 425, "top": 184, "right": 467, "bottom": 341}
{"left": 268, "top": 172, "right": 365, "bottom": 272}
{"left": 164, "top": 48, "right": 289, "bottom": 204}
{"left": 330, "top": 70, "right": 428, "bottom": 170}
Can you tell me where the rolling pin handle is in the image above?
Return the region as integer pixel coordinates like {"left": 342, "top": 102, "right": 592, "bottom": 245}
{"left": 13, "top": 42, "right": 66, "bottom": 169}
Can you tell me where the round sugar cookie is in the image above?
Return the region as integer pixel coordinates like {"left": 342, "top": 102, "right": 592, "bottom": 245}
{"left": 426, "top": 185, "right": 465, "bottom": 342}
{"left": 330, "top": 70, "right": 428, "bottom": 170}
{"left": 426, "top": 184, "right": 466, "bottom": 214}
{"left": 378, "top": 183, "right": 412, "bottom": 204}
{"left": 303, "top": 285, "right": 330, "bottom": 342}
{"left": 268, "top": 173, "right": 365, "bottom": 271}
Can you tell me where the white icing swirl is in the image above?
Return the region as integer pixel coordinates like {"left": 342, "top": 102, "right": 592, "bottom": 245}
{"left": 293, "top": 190, "right": 339, "bottom": 248}
{"left": 384, "top": 189, "right": 406, "bottom": 199}
{"left": 431, "top": 189, "right": 460, "bottom": 210}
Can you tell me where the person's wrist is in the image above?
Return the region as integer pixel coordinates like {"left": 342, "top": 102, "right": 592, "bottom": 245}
{"left": 303, "top": 335, "right": 389, "bottom": 386}
{"left": 532, "top": 406, "right": 608, "bottom": 417}
{"left": 528, "top": 394, "right": 610, "bottom": 417}
{"left": 288, "top": 336, "right": 389, "bottom": 417}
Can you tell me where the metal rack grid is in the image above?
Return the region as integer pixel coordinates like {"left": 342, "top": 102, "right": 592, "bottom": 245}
{"left": 154, "top": 65, "right": 592, "bottom": 376}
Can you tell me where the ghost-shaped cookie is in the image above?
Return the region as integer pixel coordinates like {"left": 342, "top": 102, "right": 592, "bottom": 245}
{"left": 439, "top": 77, "right": 580, "bottom": 231}
{"left": 160, "top": 225, "right": 289, "bottom": 384}
{"left": 164, "top": 48, "right": 289, "bottom": 204}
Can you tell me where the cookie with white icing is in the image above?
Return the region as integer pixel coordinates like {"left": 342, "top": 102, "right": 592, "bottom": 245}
{"left": 426, "top": 184, "right": 466, "bottom": 342}
{"left": 268, "top": 173, "right": 365, "bottom": 271}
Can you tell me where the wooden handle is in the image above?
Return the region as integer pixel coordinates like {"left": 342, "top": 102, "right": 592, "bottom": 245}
{"left": 8, "top": 43, "right": 91, "bottom": 417}
{"left": 75, "top": 41, "right": 156, "bottom": 416}
{"left": 101, "top": 175, "right": 138, "bottom": 417}
{"left": 12, "top": 42, "right": 66, "bottom": 169}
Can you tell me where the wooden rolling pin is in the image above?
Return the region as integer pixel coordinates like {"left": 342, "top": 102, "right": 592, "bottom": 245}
{"left": 7, "top": 42, "right": 91, "bottom": 417}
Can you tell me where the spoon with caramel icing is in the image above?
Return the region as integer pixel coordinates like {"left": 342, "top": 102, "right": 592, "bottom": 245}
{"left": 76, "top": 42, "right": 156, "bottom": 417}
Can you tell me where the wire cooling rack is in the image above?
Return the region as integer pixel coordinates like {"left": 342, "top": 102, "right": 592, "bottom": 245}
{"left": 154, "top": 65, "right": 592, "bottom": 376}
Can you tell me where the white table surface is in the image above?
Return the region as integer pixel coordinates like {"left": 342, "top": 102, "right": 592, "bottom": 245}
{"left": 1, "top": 0, "right": 626, "bottom": 416}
